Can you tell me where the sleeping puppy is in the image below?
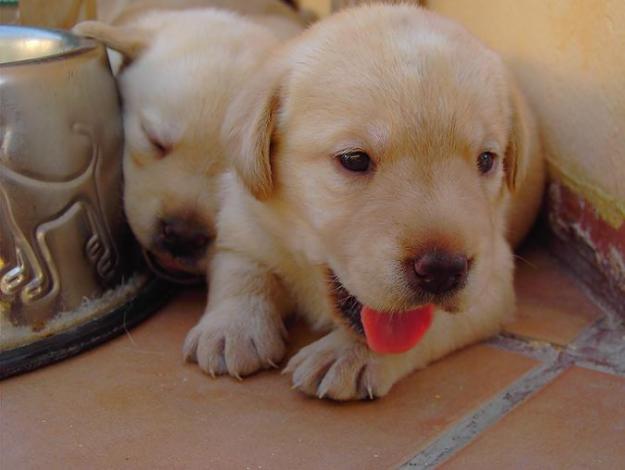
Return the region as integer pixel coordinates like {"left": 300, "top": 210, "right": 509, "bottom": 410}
{"left": 183, "top": 4, "right": 545, "bottom": 399}
{"left": 73, "top": 1, "right": 307, "bottom": 281}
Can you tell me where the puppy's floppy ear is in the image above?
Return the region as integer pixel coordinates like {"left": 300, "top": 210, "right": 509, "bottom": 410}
{"left": 222, "top": 58, "right": 289, "bottom": 200}
{"left": 504, "top": 79, "right": 536, "bottom": 191}
{"left": 73, "top": 21, "right": 150, "bottom": 62}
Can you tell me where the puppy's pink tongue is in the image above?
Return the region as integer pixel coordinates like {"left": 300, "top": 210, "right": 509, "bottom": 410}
{"left": 361, "top": 304, "right": 434, "bottom": 354}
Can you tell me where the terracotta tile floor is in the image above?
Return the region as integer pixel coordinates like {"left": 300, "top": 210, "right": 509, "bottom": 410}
{"left": 504, "top": 245, "right": 603, "bottom": 345}
{"left": 441, "top": 367, "right": 625, "bottom": 469}
{"left": 2, "top": 246, "right": 624, "bottom": 469}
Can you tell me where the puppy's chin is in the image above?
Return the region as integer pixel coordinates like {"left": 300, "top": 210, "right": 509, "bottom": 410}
{"left": 143, "top": 250, "right": 204, "bottom": 285}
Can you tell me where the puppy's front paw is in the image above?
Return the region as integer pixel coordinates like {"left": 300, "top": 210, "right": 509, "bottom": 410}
{"left": 183, "top": 302, "right": 287, "bottom": 379}
{"left": 284, "top": 330, "right": 396, "bottom": 401}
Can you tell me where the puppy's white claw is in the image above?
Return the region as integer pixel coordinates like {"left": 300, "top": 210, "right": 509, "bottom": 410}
{"left": 285, "top": 330, "right": 397, "bottom": 400}
{"left": 282, "top": 360, "right": 297, "bottom": 375}
{"left": 316, "top": 380, "right": 331, "bottom": 400}
{"left": 183, "top": 351, "right": 195, "bottom": 363}
{"left": 182, "top": 327, "right": 200, "bottom": 363}
{"left": 185, "top": 304, "right": 287, "bottom": 380}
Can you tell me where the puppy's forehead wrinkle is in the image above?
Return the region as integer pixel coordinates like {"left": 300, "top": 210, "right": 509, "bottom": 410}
{"left": 285, "top": 10, "right": 508, "bottom": 155}
{"left": 288, "top": 64, "right": 502, "bottom": 164}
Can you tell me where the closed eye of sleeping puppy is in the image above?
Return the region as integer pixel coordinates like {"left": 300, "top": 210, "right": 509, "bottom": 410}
{"left": 183, "top": 4, "right": 545, "bottom": 400}
{"left": 73, "top": 0, "right": 307, "bottom": 282}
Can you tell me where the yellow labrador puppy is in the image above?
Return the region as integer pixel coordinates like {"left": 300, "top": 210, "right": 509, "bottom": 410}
{"left": 183, "top": 4, "right": 545, "bottom": 400}
{"left": 74, "top": 1, "right": 307, "bottom": 281}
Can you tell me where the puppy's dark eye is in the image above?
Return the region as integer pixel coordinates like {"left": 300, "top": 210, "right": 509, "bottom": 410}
{"left": 338, "top": 151, "right": 371, "bottom": 173}
{"left": 148, "top": 135, "right": 171, "bottom": 157}
{"left": 477, "top": 151, "right": 497, "bottom": 175}
{"left": 142, "top": 123, "right": 171, "bottom": 158}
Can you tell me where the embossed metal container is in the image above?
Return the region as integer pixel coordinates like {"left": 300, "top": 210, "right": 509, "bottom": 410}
{"left": 0, "top": 26, "right": 169, "bottom": 377}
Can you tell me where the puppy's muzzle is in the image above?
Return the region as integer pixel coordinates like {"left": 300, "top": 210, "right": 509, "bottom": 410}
{"left": 155, "top": 218, "right": 212, "bottom": 260}
{"left": 144, "top": 218, "right": 212, "bottom": 284}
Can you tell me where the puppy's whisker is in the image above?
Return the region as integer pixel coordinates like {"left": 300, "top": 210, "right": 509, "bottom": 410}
{"left": 513, "top": 254, "right": 537, "bottom": 269}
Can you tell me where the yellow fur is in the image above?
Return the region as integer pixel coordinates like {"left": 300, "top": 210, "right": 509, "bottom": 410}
{"left": 74, "top": 1, "right": 304, "bottom": 274}
{"left": 185, "top": 5, "right": 545, "bottom": 401}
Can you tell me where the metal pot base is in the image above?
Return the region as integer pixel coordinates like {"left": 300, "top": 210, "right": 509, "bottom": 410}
{"left": 0, "top": 275, "right": 176, "bottom": 380}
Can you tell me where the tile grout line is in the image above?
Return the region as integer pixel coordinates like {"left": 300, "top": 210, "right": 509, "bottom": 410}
{"left": 488, "top": 328, "right": 625, "bottom": 378}
{"left": 400, "top": 353, "right": 572, "bottom": 469}
{"left": 487, "top": 334, "right": 562, "bottom": 362}
{"left": 400, "top": 302, "right": 625, "bottom": 469}
{"left": 494, "top": 317, "right": 625, "bottom": 377}
{"left": 566, "top": 317, "right": 625, "bottom": 377}
{"left": 572, "top": 358, "right": 625, "bottom": 378}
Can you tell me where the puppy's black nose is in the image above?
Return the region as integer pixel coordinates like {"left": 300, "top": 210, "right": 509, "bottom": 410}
{"left": 157, "top": 218, "right": 211, "bottom": 259}
{"left": 413, "top": 250, "right": 468, "bottom": 295}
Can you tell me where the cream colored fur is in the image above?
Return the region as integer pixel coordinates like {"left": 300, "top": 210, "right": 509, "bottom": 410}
{"left": 73, "top": 1, "right": 306, "bottom": 275}
{"left": 183, "top": 4, "right": 545, "bottom": 400}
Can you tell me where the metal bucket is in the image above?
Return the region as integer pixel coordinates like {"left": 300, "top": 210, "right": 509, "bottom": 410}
{"left": 0, "top": 26, "right": 172, "bottom": 377}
